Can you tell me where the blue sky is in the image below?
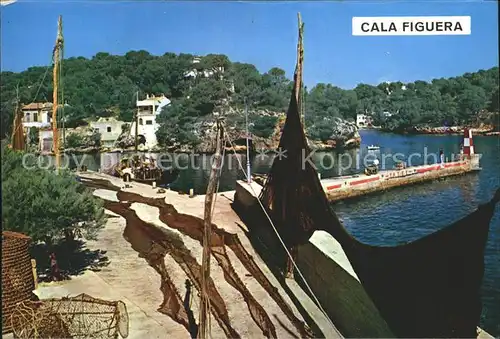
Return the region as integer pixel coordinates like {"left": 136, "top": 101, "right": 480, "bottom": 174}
{"left": 1, "top": 0, "right": 498, "bottom": 89}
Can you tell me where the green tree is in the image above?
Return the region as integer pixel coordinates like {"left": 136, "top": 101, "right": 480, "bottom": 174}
{"left": 1, "top": 146, "right": 106, "bottom": 245}
{"left": 66, "top": 133, "right": 85, "bottom": 148}
{"left": 250, "top": 115, "right": 278, "bottom": 138}
{"left": 488, "top": 86, "right": 499, "bottom": 112}
{"left": 457, "top": 85, "right": 488, "bottom": 123}
{"left": 354, "top": 83, "right": 385, "bottom": 114}
{"left": 307, "top": 120, "right": 335, "bottom": 142}
{"left": 1, "top": 49, "right": 497, "bottom": 139}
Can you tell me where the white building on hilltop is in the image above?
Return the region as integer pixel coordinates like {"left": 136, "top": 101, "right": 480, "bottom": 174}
{"left": 129, "top": 94, "right": 171, "bottom": 149}
{"left": 184, "top": 56, "right": 225, "bottom": 79}
{"left": 356, "top": 114, "right": 373, "bottom": 127}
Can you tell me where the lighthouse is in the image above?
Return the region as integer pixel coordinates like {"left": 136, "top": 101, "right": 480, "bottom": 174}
{"left": 462, "top": 127, "right": 481, "bottom": 171}
{"left": 463, "top": 128, "right": 475, "bottom": 157}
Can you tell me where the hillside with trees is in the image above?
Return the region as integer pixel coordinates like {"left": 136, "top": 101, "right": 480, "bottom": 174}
{"left": 1, "top": 50, "right": 498, "bottom": 148}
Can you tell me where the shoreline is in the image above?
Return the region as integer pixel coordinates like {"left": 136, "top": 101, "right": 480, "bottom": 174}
{"left": 43, "top": 142, "right": 362, "bottom": 156}
{"left": 377, "top": 128, "right": 498, "bottom": 136}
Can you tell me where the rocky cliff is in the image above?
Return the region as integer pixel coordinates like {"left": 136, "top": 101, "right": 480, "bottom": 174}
{"left": 165, "top": 108, "right": 361, "bottom": 153}
{"left": 307, "top": 117, "right": 361, "bottom": 151}
{"left": 384, "top": 111, "right": 499, "bottom": 135}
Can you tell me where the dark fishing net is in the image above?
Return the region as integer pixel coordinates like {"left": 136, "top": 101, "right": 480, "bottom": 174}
{"left": 80, "top": 177, "right": 312, "bottom": 338}
{"left": 11, "top": 108, "right": 26, "bottom": 151}
{"left": 2, "top": 232, "right": 35, "bottom": 334}
{"left": 259, "top": 85, "right": 342, "bottom": 247}
{"left": 258, "top": 65, "right": 500, "bottom": 337}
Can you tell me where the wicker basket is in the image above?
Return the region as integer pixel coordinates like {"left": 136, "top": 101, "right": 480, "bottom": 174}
{"left": 2, "top": 231, "right": 35, "bottom": 334}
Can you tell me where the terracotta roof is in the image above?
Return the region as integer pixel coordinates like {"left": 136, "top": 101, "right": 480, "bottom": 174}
{"left": 21, "top": 102, "right": 52, "bottom": 110}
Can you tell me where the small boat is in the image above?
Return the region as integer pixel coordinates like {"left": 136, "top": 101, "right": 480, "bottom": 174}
{"left": 113, "top": 155, "right": 165, "bottom": 185}
{"left": 367, "top": 145, "right": 380, "bottom": 151}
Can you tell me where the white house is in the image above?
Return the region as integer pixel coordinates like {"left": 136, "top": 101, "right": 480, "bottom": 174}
{"left": 184, "top": 56, "right": 225, "bottom": 79}
{"left": 90, "top": 117, "right": 127, "bottom": 148}
{"left": 129, "top": 94, "right": 171, "bottom": 149}
{"left": 20, "top": 102, "right": 55, "bottom": 153}
{"left": 356, "top": 114, "right": 373, "bottom": 127}
{"left": 21, "top": 102, "right": 53, "bottom": 128}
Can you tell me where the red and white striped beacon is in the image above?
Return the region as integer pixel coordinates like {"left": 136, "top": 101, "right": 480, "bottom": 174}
{"left": 463, "top": 127, "right": 474, "bottom": 157}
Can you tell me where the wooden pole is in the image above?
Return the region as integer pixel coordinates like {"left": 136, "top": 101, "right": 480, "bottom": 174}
{"left": 135, "top": 91, "right": 139, "bottom": 152}
{"left": 245, "top": 98, "right": 251, "bottom": 183}
{"left": 295, "top": 12, "right": 304, "bottom": 126}
{"left": 285, "top": 12, "right": 305, "bottom": 280}
{"left": 31, "top": 259, "right": 38, "bottom": 290}
{"left": 198, "top": 119, "right": 224, "bottom": 339}
{"left": 52, "top": 15, "right": 63, "bottom": 168}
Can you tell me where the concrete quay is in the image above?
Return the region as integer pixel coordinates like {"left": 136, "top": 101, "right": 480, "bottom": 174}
{"left": 321, "top": 158, "right": 480, "bottom": 202}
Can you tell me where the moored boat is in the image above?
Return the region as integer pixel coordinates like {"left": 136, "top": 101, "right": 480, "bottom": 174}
{"left": 113, "top": 155, "right": 162, "bottom": 183}
{"left": 112, "top": 154, "right": 179, "bottom": 186}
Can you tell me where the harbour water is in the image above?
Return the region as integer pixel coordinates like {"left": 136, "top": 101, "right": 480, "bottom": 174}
{"left": 59, "top": 130, "right": 499, "bottom": 335}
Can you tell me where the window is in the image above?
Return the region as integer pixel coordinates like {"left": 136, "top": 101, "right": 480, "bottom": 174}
{"left": 145, "top": 120, "right": 153, "bottom": 125}
{"left": 107, "top": 126, "right": 112, "bottom": 133}
{"left": 139, "top": 118, "right": 143, "bottom": 125}
{"left": 33, "top": 112, "right": 38, "bottom": 122}
{"left": 95, "top": 128, "right": 99, "bottom": 132}
{"left": 25, "top": 112, "right": 30, "bottom": 122}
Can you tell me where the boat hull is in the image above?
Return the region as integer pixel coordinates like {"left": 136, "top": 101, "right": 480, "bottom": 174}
{"left": 258, "top": 61, "right": 497, "bottom": 337}
{"left": 110, "top": 163, "right": 179, "bottom": 186}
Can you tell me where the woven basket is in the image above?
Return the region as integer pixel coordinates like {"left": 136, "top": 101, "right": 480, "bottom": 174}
{"left": 2, "top": 231, "right": 35, "bottom": 334}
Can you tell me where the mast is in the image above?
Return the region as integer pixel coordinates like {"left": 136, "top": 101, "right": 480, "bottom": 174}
{"left": 198, "top": 118, "right": 224, "bottom": 339}
{"left": 245, "top": 98, "right": 251, "bottom": 183}
{"left": 52, "top": 15, "right": 63, "bottom": 168}
{"left": 295, "top": 13, "right": 305, "bottom": 127}
{"left": 135, "top": 91, "right": 139, "bottom": 152}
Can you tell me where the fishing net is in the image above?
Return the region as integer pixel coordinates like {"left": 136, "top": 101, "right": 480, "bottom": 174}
{"left": 10, "top": 293, "right": 129, "bottom": 339}
{"left": 2, "top": 231, "right": 35, "bottom": 334}
{"left": 11, "top": 107, "right": 26, "bottom": 151}
{"left": 77, "top": 176, "right": 313, "bottom": 338}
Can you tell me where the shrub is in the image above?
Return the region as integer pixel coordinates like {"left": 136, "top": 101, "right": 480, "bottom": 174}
{"left": 1, "top": 146, "right": 106, "bottom": 245}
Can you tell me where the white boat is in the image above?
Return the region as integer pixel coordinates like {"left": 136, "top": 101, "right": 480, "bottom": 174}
{"left": 367, "top": 145, "right": 380, "bottom": 151}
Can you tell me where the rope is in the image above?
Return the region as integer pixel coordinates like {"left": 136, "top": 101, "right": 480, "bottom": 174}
{"left": 10, "top": 50, "right": 54, "bottom": 144}
{"left": 211, "top": 124, "right": 227, "bottom": 216}
{"left": 199, "top": 121, "right": 227, "bottom": 339}
{"left": 29, "top": 55, "right": 52, "bottom": 106}
{"left": 224, "top": 135, "right": 340, "bottom": 334}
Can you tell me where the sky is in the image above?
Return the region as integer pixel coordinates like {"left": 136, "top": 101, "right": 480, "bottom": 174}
{"left": 1, "top": 0, "right": 498, "bottom": 89}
